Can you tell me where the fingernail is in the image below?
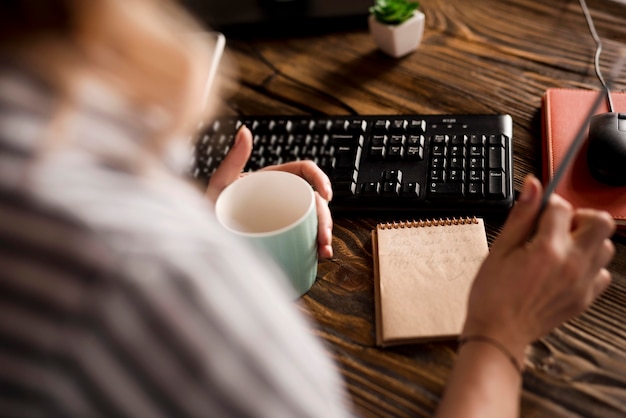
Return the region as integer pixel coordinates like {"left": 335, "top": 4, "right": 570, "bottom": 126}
{"left": 233, "top": 125, "right": 248, "bottom": 148}
{"left": 325, "top": 183, "right": 333, "bottom": 201}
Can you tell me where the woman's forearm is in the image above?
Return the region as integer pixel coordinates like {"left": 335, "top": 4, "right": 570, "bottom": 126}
{"left": 435, "top": 340, "right": 525, "bottom": 418}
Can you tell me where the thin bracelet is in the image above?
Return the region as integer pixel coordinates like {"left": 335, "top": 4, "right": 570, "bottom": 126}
{"left": 458, "top": 335, "right": 524, "bottom": 376}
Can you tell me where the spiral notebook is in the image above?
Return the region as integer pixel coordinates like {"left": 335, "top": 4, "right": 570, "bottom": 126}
{"left": 372, "top": 217, "right": 489, "bottom": 347}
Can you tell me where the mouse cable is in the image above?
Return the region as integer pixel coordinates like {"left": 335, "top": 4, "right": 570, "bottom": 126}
{"left": 578, "top": 0, "right": 615, "bottom": 112}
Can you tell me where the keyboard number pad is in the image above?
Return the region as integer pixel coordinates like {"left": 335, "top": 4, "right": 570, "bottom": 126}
{"left": 428, "top": 134, "right": 508, "bottom": 199}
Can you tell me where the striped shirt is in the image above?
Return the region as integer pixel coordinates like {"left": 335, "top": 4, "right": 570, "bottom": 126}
{"left": 0, "top": 63, "right": 353, "bottom": 418}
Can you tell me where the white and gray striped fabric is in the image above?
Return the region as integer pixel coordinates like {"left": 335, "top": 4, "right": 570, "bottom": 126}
{"left": 0, "top": 63, "right": 354, "bottom": 418}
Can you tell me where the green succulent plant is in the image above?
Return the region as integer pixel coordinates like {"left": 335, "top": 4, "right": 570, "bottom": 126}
{"left": 370, "top": 0, "right": 420, "bottom": 25}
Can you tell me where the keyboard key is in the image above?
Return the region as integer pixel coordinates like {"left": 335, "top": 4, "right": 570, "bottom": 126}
{"left": 382, "top": 169, "right": 402, "bottom": 183}
{"left": 451, "top": 134, "right": 467, "bottom": 145}
{"left": 362, "top": 182, "right": 381, "bottom": 197}
{"left": 408, "top": 119, "right": 426, "bottom": 133}
{"left": 429, "top": 182, "right": 464, "bottom": 197}
{"left": 469, "top": 157, "right": 484, "bottom": 169}
{"left": 388, "top": 145, "right": 404, "bottom": 159}
{"left": 292, "top": 119, "right": 312, "bottom": 134}
{"left": 449, "top": 169, "right": 465, "bottom": 182}
{"left": 335, "top": 148, "right": 358, "bottom": 169}
{"left": 469, "top": 134, "right": 485, "bottom": 145}
{"left": 401, "top": 182, "right": 420, "bottom": 198}
{"left": 407, "top": 134, "right": 424, "bottom": 147}
{"left": 331, "top": 119, "right": 348, "bottom": 132}
{"left": 430, "top": 170, "right": 446, "bottom": 182}
{"left": 334, "top": 169, "right": 358, "bottom": 183}
{"left": 406, "top": 145, "right": 424, "bottom": 160}
{"left": 334, "top": 181, "right": 357, "bottom": 197}
{"left": 488, "top": 134, "right": 506, "bottom": 147}
{"left": 432, "top": 134, "right": 449, "bottom": 145}
{"left": 488, "top": 145, "right": 505, "bottom": 170}
{"left": 431, "top": 157, "right": 446, "bottom": 170}
{"left": 449, "top": 156, "right": 464, "bottom": 169}
{"left": 270, "top": 119, "right": 291, "bottom": 133}
{"left": 431, "top": 144, "right": 446, "bottom": 157}
{"left": 487, "top": 170, "right": 506, "bottom": 198}
{"left": 389, "top": 119, "right": 407, "bottom": 133}
{"left": 369, "top": 145, "right": 386, "bottom": 160}
{"left": 382, "top": 181, "right": 400, "bottom": 197}
{"left": 389, "top": 135, "right": 406, "bottom": 146}
{"left": 469, "top": 169, "right": 484, "bottom": 182}
{"left": 312, "top": 119, "right": 331, "bottom": 133}
{"left": 347, "top": 120, "right": 367, "bottom": 133}
{"left": 372, "top": 119, "right": 389, "bottom": 133}
{"left": 467, "top": 182, "right": 484, "bottom": 198}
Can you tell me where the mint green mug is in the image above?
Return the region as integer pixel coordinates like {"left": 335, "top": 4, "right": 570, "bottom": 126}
{"left": 215, "top": 171, "right": 318, "bottom": 298}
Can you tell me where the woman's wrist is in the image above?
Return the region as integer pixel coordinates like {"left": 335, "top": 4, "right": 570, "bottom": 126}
{"left": 458, "top": 335, "right": 525, "bottom": 376}
{"left": 461, "top": 322, "right": 529, "bottom": 373}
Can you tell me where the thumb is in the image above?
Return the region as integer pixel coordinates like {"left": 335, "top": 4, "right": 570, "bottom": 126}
{"left": 206, "top": 125, "right": 253, "bottom": 202}
{"left": 490, "top": 175, "right": 543, "bottom": 255}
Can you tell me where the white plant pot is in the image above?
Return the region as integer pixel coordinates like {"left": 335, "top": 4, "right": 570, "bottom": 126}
{"left": 368, "top": 10, "right": 425, "bottom": 58}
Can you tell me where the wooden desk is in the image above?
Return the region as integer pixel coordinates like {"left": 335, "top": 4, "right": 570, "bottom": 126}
{"left": 215, "top": 0, "right": 626, "bottom": 416}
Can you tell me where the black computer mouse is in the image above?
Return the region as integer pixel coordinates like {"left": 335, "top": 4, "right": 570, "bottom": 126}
{"left": 586, "top": 112, "right": 626, "bottom": 186}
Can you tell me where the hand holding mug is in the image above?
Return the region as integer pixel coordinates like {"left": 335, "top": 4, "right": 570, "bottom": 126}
{"left": 205, "top": 125, "right": 333, "bottom": 258}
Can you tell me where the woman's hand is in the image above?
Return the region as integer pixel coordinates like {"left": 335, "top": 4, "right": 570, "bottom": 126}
{"left": 463, "top": 174, "right": 616, "bottom": 362}
{"left": 435, "top": 175, "right": 616, "bottom": 418}
{"left": 206, "top": 125, "right": 334, "bottom": 258}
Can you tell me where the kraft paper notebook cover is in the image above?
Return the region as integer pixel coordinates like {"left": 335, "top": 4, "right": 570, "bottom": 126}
{"left": 542, "top": 88, "right": 626, "bottom": 227}
{"left": 372, "top": 217, "right": 489, "bottom": 347}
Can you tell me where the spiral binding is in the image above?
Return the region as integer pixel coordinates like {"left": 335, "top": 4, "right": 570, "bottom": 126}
{"left": 378, "top": 216, "right": 478, "bottom": 230}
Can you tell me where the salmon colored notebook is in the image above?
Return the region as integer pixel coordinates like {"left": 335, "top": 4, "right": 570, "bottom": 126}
{"left": 542, "top": 88, "right": 626, "bottom": 227}
{"left": 372, "top": 217, "right": 488, "bottom": 347}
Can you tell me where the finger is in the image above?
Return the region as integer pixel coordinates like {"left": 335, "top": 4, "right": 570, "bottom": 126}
{"left": 575, "top": 268, "right": 613, "bottom": 314}
{"left": 491, "top": 175, "right": 542, "bottom": 255}
{"left": 590, "top": 268, "right": 612, "bottom": 301}
{"left": 572, "top": 211, "right": 615, "bottom": 280}
{"left": 315, "top": 192, "right": 333, "bottom": 258}
{"left": 206, "top": 125, "right": 253, "bottom": 202}
{"left": 261, "top": 160, "right": 333, "bottom": 202}
{"left": 587, "top": 238, "right": 616, "bottom": 280}
{"left": 532, "top": 193, "right": 573, "bottom": 246}
{"left": 571, "top": 209, "right": 616, "bottom": 251}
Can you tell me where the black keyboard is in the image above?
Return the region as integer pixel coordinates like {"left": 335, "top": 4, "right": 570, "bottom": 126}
{"left": 191, "top": 114, "right": 515, "bottom": 216}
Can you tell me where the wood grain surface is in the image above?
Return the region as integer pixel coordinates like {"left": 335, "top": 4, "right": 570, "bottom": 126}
{"left": 212, "top": 0, "right": 626, "bottom": 416}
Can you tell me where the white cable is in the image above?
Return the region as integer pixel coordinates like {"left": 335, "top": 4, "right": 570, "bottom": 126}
{"left": 579, "top": 0, "right": 615, "bottom": 112}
